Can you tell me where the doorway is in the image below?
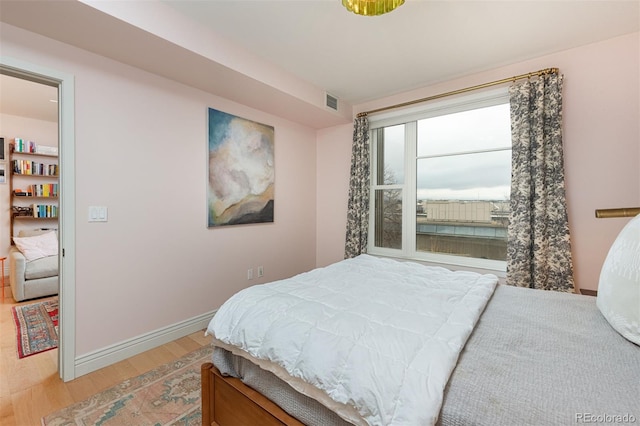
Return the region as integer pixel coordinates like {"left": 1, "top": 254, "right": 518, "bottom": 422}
{"left": 0, "top": 58, "right": 76, "bottom": 381}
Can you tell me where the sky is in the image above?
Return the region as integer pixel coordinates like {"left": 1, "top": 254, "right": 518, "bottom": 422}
{"left": 380, "top": 103, "right": 512, "bottom": 201}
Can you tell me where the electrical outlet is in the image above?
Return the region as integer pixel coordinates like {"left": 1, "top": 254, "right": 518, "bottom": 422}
{"left": 258, "top": 266, "right": 264, "bottom": 277}
{"left": 247, "top": 268, "right": 254, "bottom": 280}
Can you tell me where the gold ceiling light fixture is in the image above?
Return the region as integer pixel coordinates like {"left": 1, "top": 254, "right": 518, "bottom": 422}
{"left": 342, "top": 0, "right": 405, "bottom": 16}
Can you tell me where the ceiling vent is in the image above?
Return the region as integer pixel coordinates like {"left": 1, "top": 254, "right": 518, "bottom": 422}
{"left": 325, "top": 93, "right": 338, "bottom": 111}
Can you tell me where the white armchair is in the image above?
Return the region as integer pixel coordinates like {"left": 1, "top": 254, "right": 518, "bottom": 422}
{"left": 9, "top": 229, "right": 59, "bottom": 301}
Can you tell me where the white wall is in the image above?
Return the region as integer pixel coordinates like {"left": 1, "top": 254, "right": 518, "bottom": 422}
{"left": 317, "top": 32, "right": 640, "bottom": 292}
{"left": 1, "top": 23, "right": 318, "bottom": 356}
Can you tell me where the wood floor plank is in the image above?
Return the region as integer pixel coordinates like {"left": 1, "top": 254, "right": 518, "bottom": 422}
{"left": 163, "top": 336, "right": 201, "bottom": 358}
{"left": 64, "top": 372, "right": 101, "bottom": 403}
{"left": 0, "top": 395, "right": 16, "bottom": 426}
{"left": 11, "top": 387, "right": 39, "bottom": 426}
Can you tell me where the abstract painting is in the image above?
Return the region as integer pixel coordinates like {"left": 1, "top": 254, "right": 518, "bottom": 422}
{"left": 207, "top": 108, "right": 274, "bottom": 227}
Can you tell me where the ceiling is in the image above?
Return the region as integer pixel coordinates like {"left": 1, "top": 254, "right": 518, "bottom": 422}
{"left": 160, "top": 0, "right": 640, "bottom": 104}
{"left": 0, "top": 0, "right": 638, "bottom": 127}
{"left": 0, "top": 75, "right": 58, "bottom": 123}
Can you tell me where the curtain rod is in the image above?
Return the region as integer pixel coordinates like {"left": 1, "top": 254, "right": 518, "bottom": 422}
{"left": 595, "top": 207, "right": 640, "bottom": 219}
{"left": 357, "top": 67, "right": 559, "bottom": 118}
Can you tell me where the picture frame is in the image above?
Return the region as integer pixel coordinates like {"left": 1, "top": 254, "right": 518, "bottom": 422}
{"left": 207, "top": 108, "right": 275, "bottom": 227}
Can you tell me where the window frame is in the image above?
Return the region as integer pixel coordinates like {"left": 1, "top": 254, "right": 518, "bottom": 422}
{"left": 367, "top": 87, "right": 510, "bottom": 273}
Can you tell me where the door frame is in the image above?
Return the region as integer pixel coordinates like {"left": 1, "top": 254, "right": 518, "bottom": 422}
{"left": 0, "top": 56, "right": 76, "bottom": 381}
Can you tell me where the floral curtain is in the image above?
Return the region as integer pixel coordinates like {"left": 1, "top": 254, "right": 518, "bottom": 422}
{"left": 507, "top": 72, "right": 575, "bottom": 292}
{"left": 344, "top": 115, "right": 370, "bottom": 258}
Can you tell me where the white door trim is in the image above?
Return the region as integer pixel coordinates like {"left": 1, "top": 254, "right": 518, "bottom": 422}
{"left": 0, "top": 56, "right": 76, "bottom": 381}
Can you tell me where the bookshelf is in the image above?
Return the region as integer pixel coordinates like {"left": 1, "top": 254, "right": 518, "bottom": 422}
{"left": 8, "top": 138, "right": 59, "bottom": 244}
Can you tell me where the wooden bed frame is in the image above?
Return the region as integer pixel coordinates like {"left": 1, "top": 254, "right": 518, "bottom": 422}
{"left": 201, "top": 362, "right": 305, "bottom": 426}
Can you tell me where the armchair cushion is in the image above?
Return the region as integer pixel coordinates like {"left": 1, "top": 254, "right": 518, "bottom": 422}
{"left": 13, "top": 230, "right": 58, "bottom": 261}
{"left": 25, "top": 255, "right": 58, "bottom": 280}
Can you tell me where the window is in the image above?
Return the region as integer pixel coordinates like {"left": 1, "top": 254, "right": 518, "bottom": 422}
{"left": 368, "top": 89, "right": 511, "bottom": 271}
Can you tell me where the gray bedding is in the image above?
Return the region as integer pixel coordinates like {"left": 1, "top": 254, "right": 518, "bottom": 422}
{"left": 439, "top": 284, "right": 640, "bottom": 426}
{"left": 213, "top": 284, "right": 640, "bottom": 425}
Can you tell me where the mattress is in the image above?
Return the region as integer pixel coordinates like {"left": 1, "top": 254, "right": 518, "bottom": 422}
{"left": 213, "top": 284, "right": 640, "bottom": 425}
{"left": 214, "top": 348, "right": 354, "bottom": 425}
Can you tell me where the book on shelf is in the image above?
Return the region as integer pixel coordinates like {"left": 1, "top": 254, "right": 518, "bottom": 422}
{"left": 12, "top": 138, "right": 36, "bottom": 153}
{"left": 12, "top": 138, "right": 57, "bottom": 155}
{"left": 24, "top": 183, "right": 58, "bottom": 197}
{"left": 31, "top": 203, "right": 58, "bottom": 218}
{"left": 11, "top": 159, "right": 58, "bottom": 176}
{"left": 36, "top": 145, "right": 58, "bottom": 155}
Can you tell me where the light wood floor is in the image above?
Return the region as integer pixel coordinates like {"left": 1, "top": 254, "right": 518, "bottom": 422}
{"left": 0, "top": 282, "right": 211, "bottom": 426}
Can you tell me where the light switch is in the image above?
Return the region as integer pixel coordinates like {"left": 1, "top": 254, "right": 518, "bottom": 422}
{"left": 88, "top": 206, "right": 108, "bottom": 222}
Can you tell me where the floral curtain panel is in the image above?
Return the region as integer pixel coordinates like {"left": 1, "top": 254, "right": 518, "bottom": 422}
{"left": 344, "top": 116, "right": 370, "bottom": 259}
{"left": 507, "top": 72, "right": 576, "bottom": 292}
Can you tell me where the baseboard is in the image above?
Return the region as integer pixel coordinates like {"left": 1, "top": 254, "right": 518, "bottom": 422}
{"left": 74, "top": 308, "right": 217, "bottom": 378}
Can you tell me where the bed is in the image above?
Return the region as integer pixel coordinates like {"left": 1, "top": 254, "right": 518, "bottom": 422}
{"left": 201, "top": 217, "right": 640, "bottom": 426}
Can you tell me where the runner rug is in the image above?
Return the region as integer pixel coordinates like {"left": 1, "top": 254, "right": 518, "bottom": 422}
{"left": 42, "top": 344, "right": 213, "bottom": 426}
{"left": 11, "top": 297, "right": 59, "bottom": 358}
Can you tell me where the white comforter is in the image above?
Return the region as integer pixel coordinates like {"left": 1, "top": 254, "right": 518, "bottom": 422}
{"left": 207, "top": 254, "right": 498, "bottom": 425}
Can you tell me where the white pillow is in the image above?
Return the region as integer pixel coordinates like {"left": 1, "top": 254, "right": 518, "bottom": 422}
{"left": 596, "top": 214, "right": 640, "bottom": 345}
{"left": 13, "top": 230, "right": 59, "bottom": 262}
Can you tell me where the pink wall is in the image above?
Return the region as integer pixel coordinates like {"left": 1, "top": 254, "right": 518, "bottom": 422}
{"left": 316, "top": 124, "right": 352, "bottom": 267}
{"left": 317, "top": 32, "right": 640, "bottom": 292}
{"left": 1, "top": 24, "right": 318, "bottom": 355}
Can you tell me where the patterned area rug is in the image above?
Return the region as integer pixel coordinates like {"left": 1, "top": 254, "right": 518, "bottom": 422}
{"left": 42, "top": 344, "right": 213, "bottom": 426}
{"left": 11, "top": 297, "right": 59, "bottom": 358}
